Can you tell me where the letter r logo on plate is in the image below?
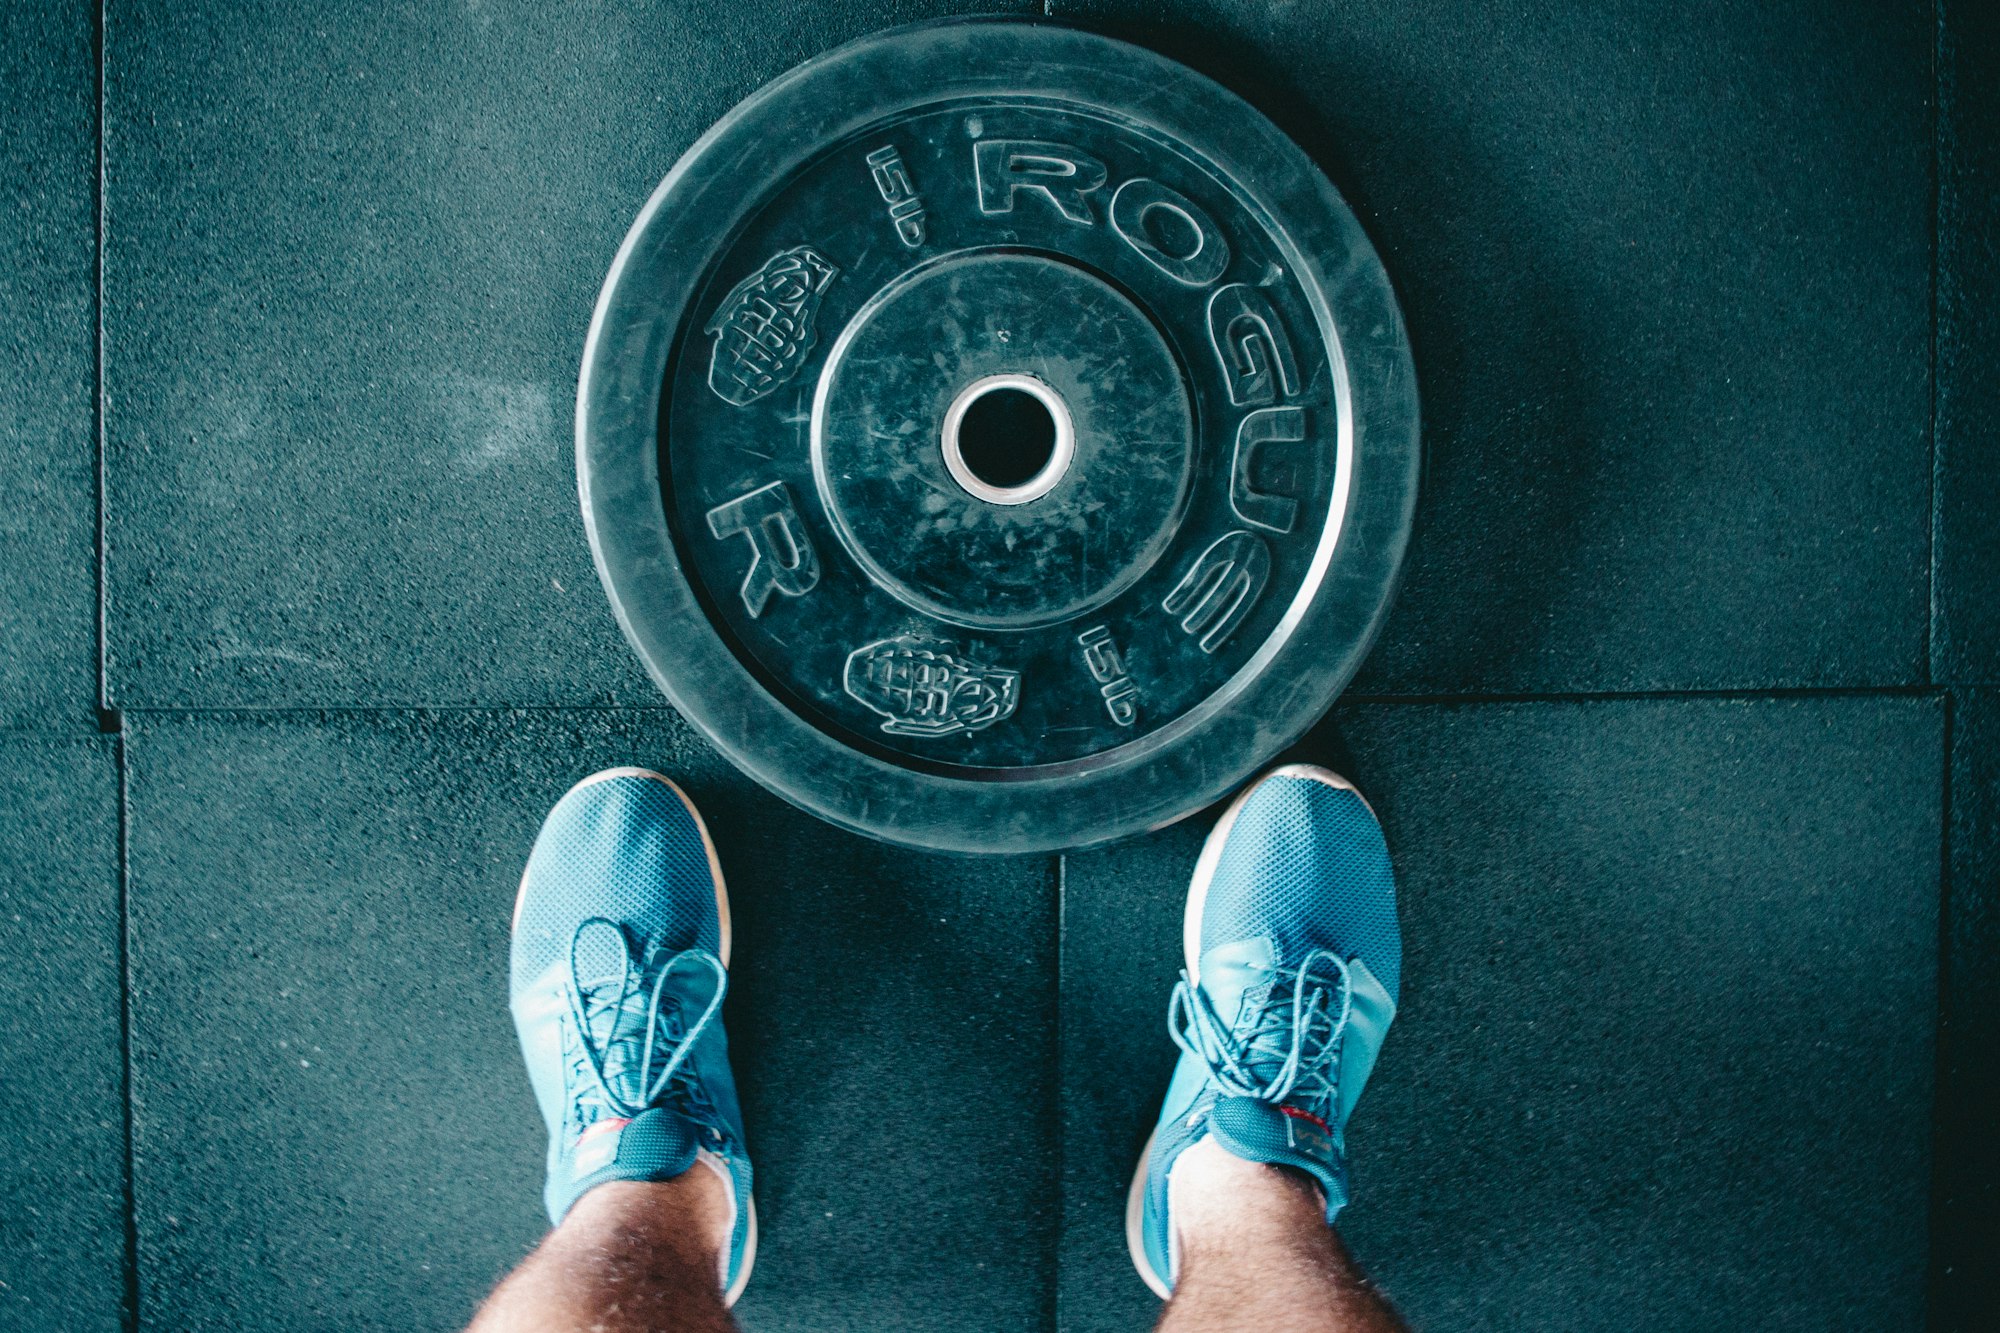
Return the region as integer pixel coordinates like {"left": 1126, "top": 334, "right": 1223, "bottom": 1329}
{"left": 706, "top": 481, "right": 821, "bottom": 618}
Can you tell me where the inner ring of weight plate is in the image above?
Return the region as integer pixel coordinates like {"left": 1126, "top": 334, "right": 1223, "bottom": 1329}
{"left": 806, "top": 242, "right": 1198, "bottom": 637}
{"left": 938, "top": 373, "right": 1075, "bottom": 506}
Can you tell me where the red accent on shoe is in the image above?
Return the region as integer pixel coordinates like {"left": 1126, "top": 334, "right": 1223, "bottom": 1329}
{"left": 1277, "top": 1105, "right": 1331, "bottom": 1135}
{"left": 576, "top": 1117, "right": 631, "bottom": 1145}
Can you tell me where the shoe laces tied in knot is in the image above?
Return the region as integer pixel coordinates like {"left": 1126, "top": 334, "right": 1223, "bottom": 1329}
{"left": 1169, "top": 946, "right": 1354, "bottom": 1111}
{"left": 563, "top": 916, "right": 727, "bottom": 1125}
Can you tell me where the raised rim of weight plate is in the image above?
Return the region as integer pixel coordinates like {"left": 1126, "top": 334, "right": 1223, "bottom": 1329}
{"left": 577, "top": 17, "right": 1420, "bottom": 855}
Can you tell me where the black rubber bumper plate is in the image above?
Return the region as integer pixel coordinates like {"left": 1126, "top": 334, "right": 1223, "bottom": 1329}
{"left": 578, "top": 18, "right": 1419, "bottom": 854}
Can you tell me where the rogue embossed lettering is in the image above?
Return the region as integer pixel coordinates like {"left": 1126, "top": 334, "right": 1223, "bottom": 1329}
{"left": 1229, "top": 407, "right": 1306, "bottom": 535}
{"left": 973, "top": 140, "right": 1108, "bottom": 225}
{"left": 1207, "top": 283, "right": 1301, "bottom": 407}
{"left": 705, "top": 481, "right": 821, "bottom": 617}
{"left": 1162, "top": 530, "right": 1271, "bottom": 653}
{"left": 1110, "top": 178, "right": 1231, "bottom": 287}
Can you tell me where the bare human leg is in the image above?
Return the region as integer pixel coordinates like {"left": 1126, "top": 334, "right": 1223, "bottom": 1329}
{"left": 467, "top": 1170, "right": 736, "bottom": 1333}
{"left": 1156, "top": 1138, "right": 1405, "bottom": 1333}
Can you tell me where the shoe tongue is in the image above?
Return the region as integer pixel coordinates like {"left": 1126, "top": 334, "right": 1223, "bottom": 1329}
{"left": 580, "top": 965, "right": 706, "bottom": 1108}
{"left": 1206, "top": 1097, "right": 1350, "bottom": 1220}
{"left": 1198, "top": 937, "right": 1329, "bottom": 1089}
{"left": 583, "top": 997, "right": 662, "bottom": 1105}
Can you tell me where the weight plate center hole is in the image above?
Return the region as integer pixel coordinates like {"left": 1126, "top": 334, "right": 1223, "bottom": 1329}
{"left": 942, "top": 373, "right": 1075, "bottom": 506}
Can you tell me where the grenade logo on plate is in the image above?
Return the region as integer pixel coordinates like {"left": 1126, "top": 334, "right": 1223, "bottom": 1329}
{"left": 704, "top": 246, "right": 840, "bottom": 407}
{"left": 844, "top": 636, "right": 1021, "bottom": 738}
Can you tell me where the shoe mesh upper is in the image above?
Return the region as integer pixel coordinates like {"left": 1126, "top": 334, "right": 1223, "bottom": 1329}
{"left": 511, "top": 775, "right": 721, "bottom": 998}
{"left": 1137, "top": 770, "right": 1401, "bottom": 1288}
{"left": 1200, "top": 773, "right": 1402, "bottom": 1007}
{"left": 509, "top": 772, "right": 750, "bottom": 1275}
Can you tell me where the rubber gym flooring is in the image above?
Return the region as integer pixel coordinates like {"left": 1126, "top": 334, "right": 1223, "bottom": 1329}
{"left": 1, "top": 2, "right": 1993, "bottom": 1330}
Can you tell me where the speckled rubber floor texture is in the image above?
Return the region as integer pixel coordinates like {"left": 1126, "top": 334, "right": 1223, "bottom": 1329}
{"left": 0, "top": 1, "right": 1992, "bottom": 1329}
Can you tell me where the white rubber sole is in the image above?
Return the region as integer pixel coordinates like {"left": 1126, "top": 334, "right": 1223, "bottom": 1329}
{"left": 514, "top": 766, "right": 756, "bottom": 1301}
{"left": 1123, "top": 762, "right": 1370, "bottom": 1300}
{"left": 725, "top": 1198, "right": 758, "bottom": 1307}
{"left": 1125, "top": 1123, "right": 1172, "bottom": 1299}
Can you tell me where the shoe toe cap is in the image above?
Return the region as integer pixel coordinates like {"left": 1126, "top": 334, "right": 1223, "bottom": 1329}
{"left": 1203, "top": 769, "right": 1401, "bottom": 1003}
{"left": 512, "top": 771, "right": 723, "bottom": 989}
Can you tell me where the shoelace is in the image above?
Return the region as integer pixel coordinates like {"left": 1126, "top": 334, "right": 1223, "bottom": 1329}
{"left": 1169, "top": 947, "right": 1354, "bottom": 1111}
{"left": 564, "top": 916, "right": 728, "bottom": 1124}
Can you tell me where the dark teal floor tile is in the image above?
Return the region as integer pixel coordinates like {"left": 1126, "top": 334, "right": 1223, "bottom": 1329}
{"left": 721, "top": 805, "right": 1059, "bottom": 1333}
{"left": 1058, "top": 696, "right": 1942, "bottom": 1332}
{"left": 0, "top": 736, "right": 124, "bottom": 1332}
{"left": 1935, "top": 689, "right": 1999, "bottom": 1328}
{"left": 1937, "top": 2, "right": 2000, "bottom": 686}
{"left": 1055, "top": 0, "right": 1932, "bottom": 694}
{"left": 102, "top": 0, "right": 1035, "bottom": 713}
{"left": 1, "top": 1, "right": 98, "bottom": 729}
{"left": 125, "top": 710, "right": 1056, "bottom": 1332}
{"left": 1056, "top": 819, "right": 1202, "bottom": 1333}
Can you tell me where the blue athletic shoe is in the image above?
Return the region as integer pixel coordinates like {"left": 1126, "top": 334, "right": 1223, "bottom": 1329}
{"left": 510, "top": 767, "right": 755, "bottom": 1305}
{"left": 1127, "top": 763, "right": 1401, "bottom": 1298}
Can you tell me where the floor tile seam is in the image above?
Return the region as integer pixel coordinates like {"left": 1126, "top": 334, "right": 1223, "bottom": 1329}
{"left": 93, "top": 0, "right": 109, "bottom": 722}
{"left": 110, "top": 703, "right": 685, "bottom": 721}
{"left": 103, "top": 684, "right": 1952, "bottom": 722}
{"left": 1927, "top": 0, "right": 1944, "bottom": 687}
{"left": 1925, "top": 679, "right": 1955, "bottom": 1326}
{"left": 1051, "top": 849, "right": 1067, "bottom": 1333}
{"left": 112, "top": 730, "right": 141, "bottom": 1333}
{"left": 1340, "top": 684, "right": 1950, "bottom": 706}
{"left": 0, "top": 723, "right": 122, "bottom": 743}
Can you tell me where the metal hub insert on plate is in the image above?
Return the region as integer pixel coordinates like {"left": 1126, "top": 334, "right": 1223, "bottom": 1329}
{"left": 578, "top": 19, "right": 1420, "bottom": 854}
